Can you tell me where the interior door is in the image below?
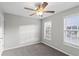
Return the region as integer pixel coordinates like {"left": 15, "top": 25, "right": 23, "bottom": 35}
{"left": 0, "top": 14, "right": 4, "bottom": 55}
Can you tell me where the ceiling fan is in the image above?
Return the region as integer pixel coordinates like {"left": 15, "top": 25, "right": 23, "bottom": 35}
{"left": 24, "top": 2, "right": 55, "bottom": 17}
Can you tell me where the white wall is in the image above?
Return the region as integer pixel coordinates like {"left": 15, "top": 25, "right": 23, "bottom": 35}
{"left": 41, "top": 6, "right": 79, "bottom": 56}
{"left": 4, "top": 13, "right": 41, "bottom": 50}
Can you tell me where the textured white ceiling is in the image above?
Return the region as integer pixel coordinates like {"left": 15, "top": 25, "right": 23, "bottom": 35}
{"left": 0, "top": 2, "right": 79, "bottom": 19}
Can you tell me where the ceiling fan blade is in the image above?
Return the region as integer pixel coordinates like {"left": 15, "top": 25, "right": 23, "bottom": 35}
{"left": 44, "top": 11, "right": 55, "bottom": 13}
{"left": 42, "top": 2, "right": 48, "bottom": 9}
{"left": 30, "top": 13, "right": 36, "bottom": 16}
{"left": 24, "top": 7, "right": 35, "bottom": 11}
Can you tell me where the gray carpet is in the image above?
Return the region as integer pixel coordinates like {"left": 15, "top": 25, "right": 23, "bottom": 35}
{"left": 2, "top": 43, "right": 68, "bottom": 56}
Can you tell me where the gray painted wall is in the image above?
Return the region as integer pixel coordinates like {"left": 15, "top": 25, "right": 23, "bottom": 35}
{"left": 4, "top": 13, "right": 41, "bottom": 50}
{"left": 41, "top": 6, "right": 79, "bottom": 56}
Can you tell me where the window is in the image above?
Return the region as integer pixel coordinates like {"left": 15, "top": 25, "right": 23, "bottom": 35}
{"left": 44, "top": 21, "right": 52, "bottom": 40}
{"left": 64, "top": 16, "right": 79, "bottom": 48}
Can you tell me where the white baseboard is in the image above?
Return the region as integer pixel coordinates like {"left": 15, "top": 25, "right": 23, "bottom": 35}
{"left": 41, "top": 41, "right": 73, "bottom": 56}
{"left": 4, "top": 41, "right": 40, "bottom": 51}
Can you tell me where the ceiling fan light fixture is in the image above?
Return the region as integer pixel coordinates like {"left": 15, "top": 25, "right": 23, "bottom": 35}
{"left": 36, "top": 11, "right": 43, "bottom": 16}
{"left": 36, "top": 7, "right": 44, "bottom": 16}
